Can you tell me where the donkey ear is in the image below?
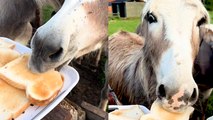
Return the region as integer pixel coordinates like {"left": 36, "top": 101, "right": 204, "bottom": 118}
{"left": 194, "top": 24, "right": 213, "bottom": 87}
{"left": 136, "top": 23, "right": 143, "bottom": 37}
{"left": 200, "top": 24, "right": 213, "bottom": 48}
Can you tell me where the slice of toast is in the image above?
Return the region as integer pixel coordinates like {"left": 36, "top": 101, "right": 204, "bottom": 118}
{"left": 0, "top": 48, "right": 20, "bottom": 67}
{"left": 0, "top": 79, "right": 30, "bottom": 120}
{"left": 109, "top": 105, "right": 144, "bottom": 120}
{"left": 0, "top": 54, "right": 64, "bottom": 106}
{"left": 0, "top": 38, "right": 16, "bottom": 49}
{"left": 109, "top": 114, "right": 137, "bottom": 120}
{"left": 140, "top": 100, "right": 194, "bottom": 120}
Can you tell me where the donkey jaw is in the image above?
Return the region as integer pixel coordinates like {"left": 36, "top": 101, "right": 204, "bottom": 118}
{"left": 57, "top": 59, "right": 68, "bottom": 69}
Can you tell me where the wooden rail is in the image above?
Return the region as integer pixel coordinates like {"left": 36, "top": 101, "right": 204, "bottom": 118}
{"left": 42, "top": 99, "right": 107, "bottom": 120}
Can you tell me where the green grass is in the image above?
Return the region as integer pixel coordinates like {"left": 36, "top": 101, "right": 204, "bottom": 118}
{"left": 108, "top": 17, "right": 140, "bottom": 35}
{"left": 209, "top": 11, "right": 213, "bottom": 23}
{"left": 42, "top": 5, "right": 55, "bottom": 23}
{"left": 108, "top": 11, "right": 213, "bottom": 35}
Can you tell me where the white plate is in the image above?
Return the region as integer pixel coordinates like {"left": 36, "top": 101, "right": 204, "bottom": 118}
{"left": 0, "top": 37, "right": 80, "bottom": 120}
{"left": 108, "top": 105, "right": 150, "bottom": 114}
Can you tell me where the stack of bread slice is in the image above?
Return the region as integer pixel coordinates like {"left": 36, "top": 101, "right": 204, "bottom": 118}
{"left": 0, "top": 48, "right": 20, "bottom": 67}
{"left": 0, "top": 38, "right": 16, "bottom": 49}
{"left": 0, "top": 39, "right": 64, "bottom": 119}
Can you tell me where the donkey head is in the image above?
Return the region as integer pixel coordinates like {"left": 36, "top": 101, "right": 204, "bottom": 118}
{"left": 138, "top": 0, "right": 210, "bottom": 112}
{"left": 29, "top": 0, "right": 107, "bottom": 72}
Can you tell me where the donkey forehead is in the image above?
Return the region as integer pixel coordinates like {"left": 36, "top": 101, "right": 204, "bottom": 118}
{"left": 143, "top": 0, "right": 209, "bottom": 40}
{"left": 143, "top": 0, "right": 208, "bottom": 20}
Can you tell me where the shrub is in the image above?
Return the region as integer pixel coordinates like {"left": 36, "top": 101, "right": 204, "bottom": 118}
{"left": 204, "top": 0, "right": 213, "bottom": 11}
{"left": 206, "top": 93, "right": 213, "bottom": 118}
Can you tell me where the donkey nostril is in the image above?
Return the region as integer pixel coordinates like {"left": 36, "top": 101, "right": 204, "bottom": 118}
{"left": 49, "top": 47, "right": 63, "bottom": 60}
{"left": 190, "top": 88, "right": 198, "bottom": 102}
{"left": 158, "top": 84, "right": 166, "bottom": 98}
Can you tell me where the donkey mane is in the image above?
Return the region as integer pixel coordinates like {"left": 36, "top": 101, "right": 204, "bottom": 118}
{"left": 108, "top": 31, "right": 157, "bottom": 106}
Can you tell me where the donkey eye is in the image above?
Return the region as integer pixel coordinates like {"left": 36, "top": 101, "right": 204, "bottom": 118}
{"left": 145, "top": 12, "right": 157, "bottom": 24}
{"left": 197, "top": 17, "right": 207, "bottom": 26}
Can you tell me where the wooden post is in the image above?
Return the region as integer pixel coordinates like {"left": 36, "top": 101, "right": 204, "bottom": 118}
{"left": 81, "top": 101, "right": 108, "bottom": 120}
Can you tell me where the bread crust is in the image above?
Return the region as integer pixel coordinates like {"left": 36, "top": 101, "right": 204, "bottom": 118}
{"left": 0, "top": 38, "right": 16, "bottom": 49}
{"left": 0, "top": 48, "right": 20, "bottom": 67}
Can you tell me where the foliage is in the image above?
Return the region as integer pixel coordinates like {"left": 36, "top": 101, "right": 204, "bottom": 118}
{"left": 42, "top": 5, "right": 55, "bottom": 24}
{"left": 204, "top": 0, "right": 213, "bottom": 11}
{"left": 209, "top": 11, "right": 213, "bottom": 24}
{"left": 207, "top": 92, "right": 213, "bottom": 117}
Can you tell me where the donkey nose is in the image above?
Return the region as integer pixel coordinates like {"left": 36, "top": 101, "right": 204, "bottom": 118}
{"left": 41, "top": 40, "right": 63, "bottom": 62}
{"left": 189, "top": 88, "right": 198, "bottom": 103}
{"left": 157, "top": 84, "right": 198, "bottom": 105}
{"left": 31, "top": 31, "right": 64, "bottom": 62}
{"left": 48, "top": 47, "right": 63, "bottom": 61}
{"left": 157, "top": 84, "right": 166, "bottom": 99}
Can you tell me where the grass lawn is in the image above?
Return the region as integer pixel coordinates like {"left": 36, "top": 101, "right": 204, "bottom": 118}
{"left": 108, "top": 17, "right": 140, "bottom": 35}
{"left": 108, "top": 11, "right": 213, "bottom": 35}
{"left": 209, "top": 11, "right": 213, "bottom": 23}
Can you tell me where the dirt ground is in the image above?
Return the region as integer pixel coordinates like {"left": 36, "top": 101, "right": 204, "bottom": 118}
{"left": 67, "top": 61, "right": 104, "bottom": 107}
{"left": 67, "top": 50, "right": 107, "bottom": 108}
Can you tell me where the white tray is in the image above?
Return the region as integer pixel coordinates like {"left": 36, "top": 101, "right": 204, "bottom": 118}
{"left": 0, "top": 37, "right": 80, "bottom": 120}
{"left": 108, "top": 105, "right": 150, "bottom": 114}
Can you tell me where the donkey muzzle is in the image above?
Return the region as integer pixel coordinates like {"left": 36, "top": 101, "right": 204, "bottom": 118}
{"left": 156, "top": 83, "right": 198, "bottom": 112}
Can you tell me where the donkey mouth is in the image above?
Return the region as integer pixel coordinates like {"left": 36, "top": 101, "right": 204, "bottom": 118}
{"left": 55, "top": 60, "right": 71, "bottom": 71}
{"left": 29, "top": 61, "right": 62, "bottom": 73}
{"left": 159, "top": 97, "right": 194, "bottom": 113}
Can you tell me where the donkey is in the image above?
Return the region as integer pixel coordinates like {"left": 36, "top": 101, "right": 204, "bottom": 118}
{"left": 0, "top": 0, "right": 61, "bottom": 45}
{"left": 28, "top": 0, "right": 108, "bottom": 110}
{"left": 108, "top": 0, "right": 212, "bottom": 113}
{"left": 28, "top": 0, "right": 108, "bottom": 73}
{"left": 192, "top": 25, "right": 213, "bottom": 119}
